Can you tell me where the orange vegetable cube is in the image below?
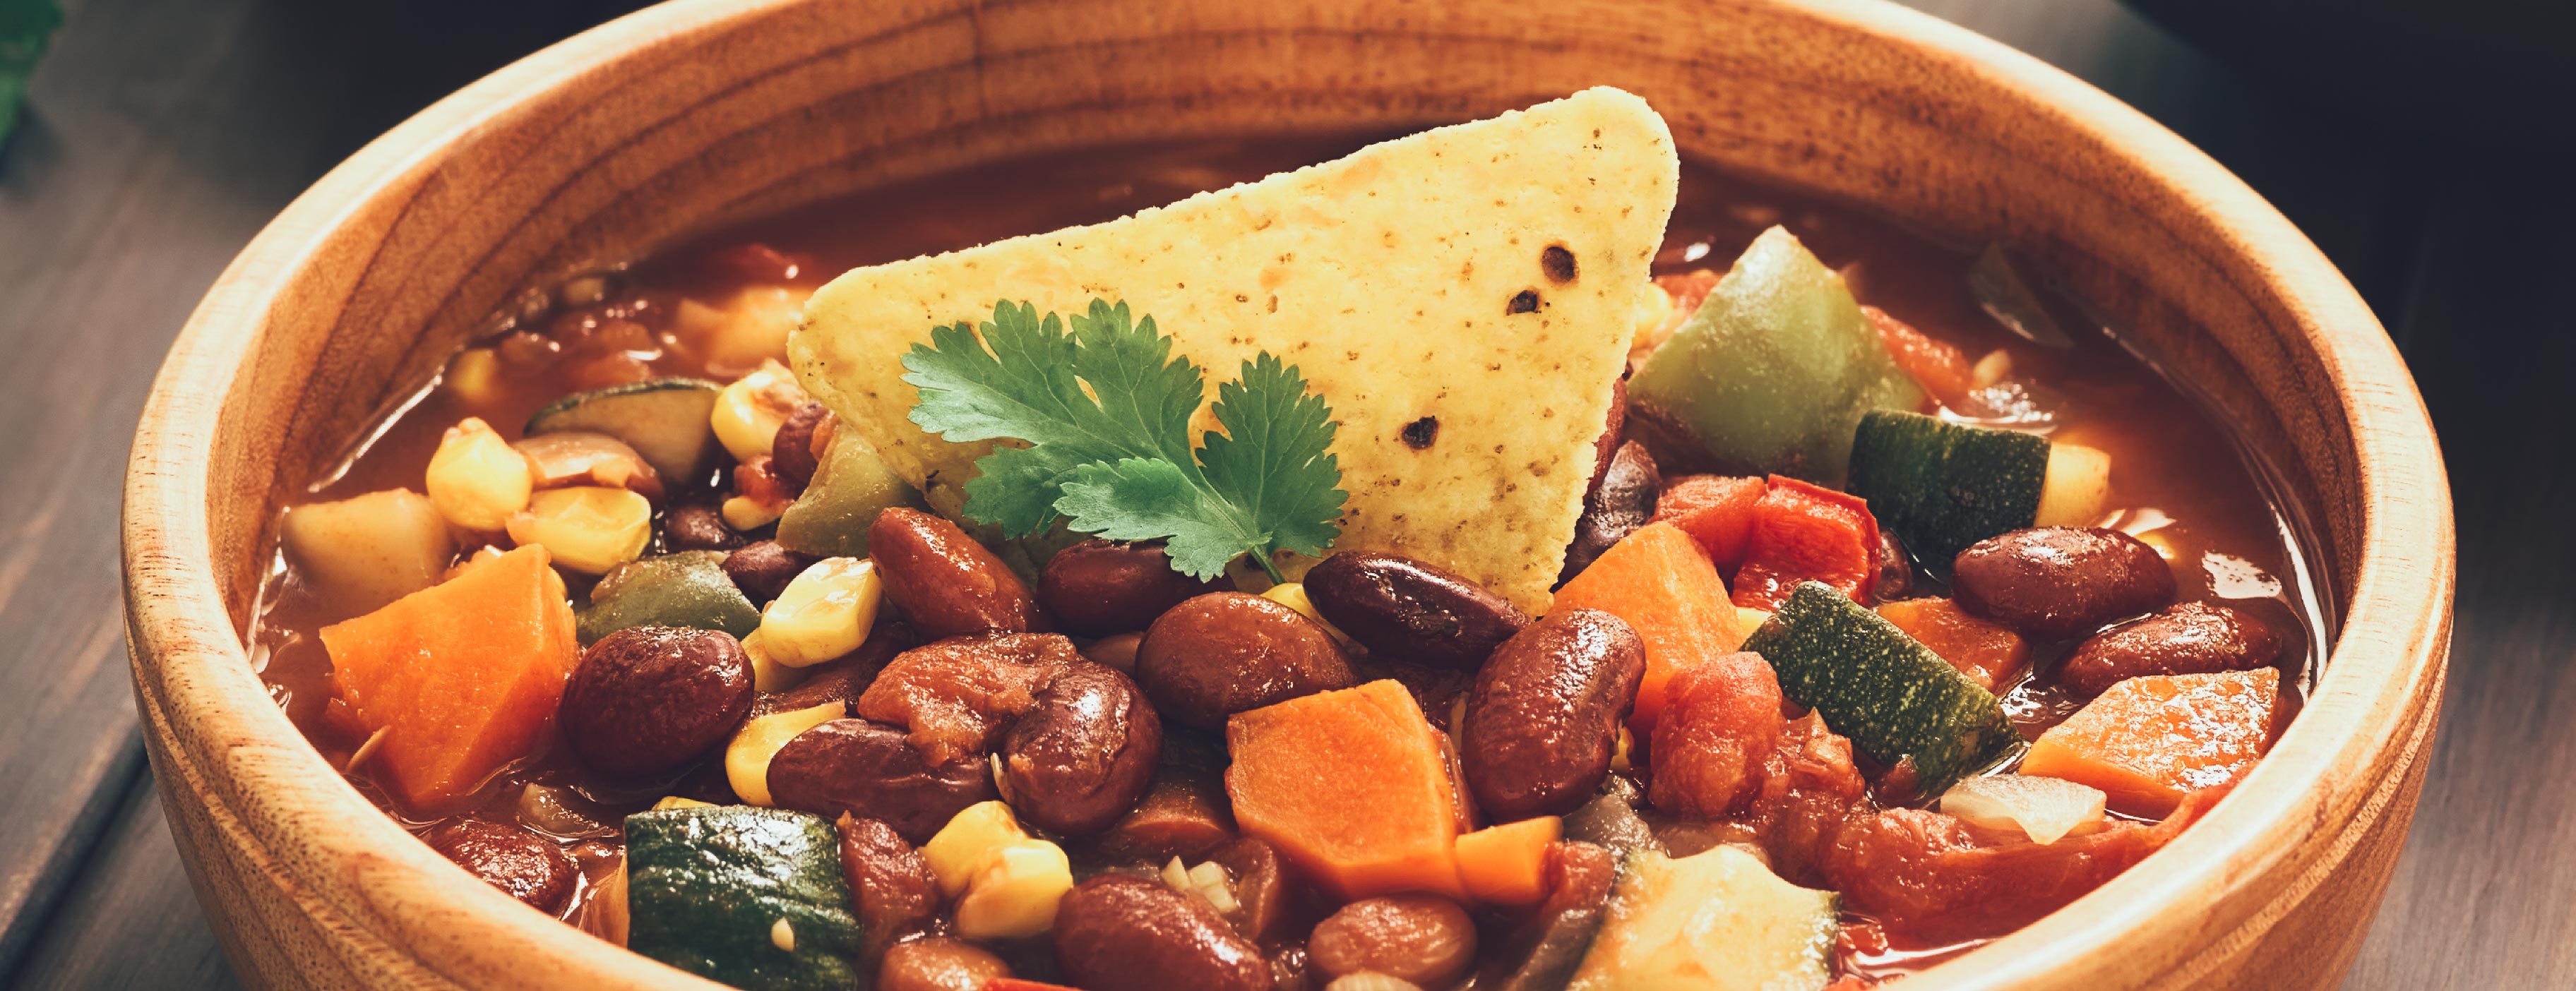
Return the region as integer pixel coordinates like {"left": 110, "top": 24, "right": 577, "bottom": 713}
{"left": 1227, "top": 680, "right": 1469, "bottom": 902}
{"left": 1454, "top": 815, "right": 1561, "bottom": 907}
{"left": 1875, "top": 597, "right": 2029, "bottom": 692}
{"left": 320, "top": 544, "right": 579, "bottom": 810}
{"left": 2022, "top": 668, "right": 2280, "bottom": 817}
{"left": 1551, "top": 522, "right": 1746, "bottom": 740}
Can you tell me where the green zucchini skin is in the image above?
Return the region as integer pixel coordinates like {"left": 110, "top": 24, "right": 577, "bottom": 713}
{"left": 577, "top": 551, "right": 762, "bottom": 646}
{"left": 625, "top": 807, "right": 861, "bottom": 991}
{"left": 526, "top": 377, "right": 724, "bottom": 483}
{"left": 1846, "top": 409, "right": 2048, "bottom": 568}
{"left": 1741, "top": 582, "right": 2014, "bottom": 795}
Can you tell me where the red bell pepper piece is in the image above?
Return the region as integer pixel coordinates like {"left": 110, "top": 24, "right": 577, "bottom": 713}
{"left": 1731, "top": 476, "right": 1880, "bottom": 609}
{"left": 1651, "top": 474, "right": 1768, "bottom": 570}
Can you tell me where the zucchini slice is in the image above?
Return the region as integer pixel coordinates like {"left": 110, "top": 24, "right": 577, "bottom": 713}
{"left": 527, "top": 378, "right": 724, "bottom": 483}
{"left": 1741, "top": 582, "right": 2014, "bottom": 795}
{"left": 1569, "top": 845, "right": 1837, "bottom": 991}
{"left": 1847, "top": 409, "right": 2047, "bottom": 567}
{"left": 576, "top": 551, "right": 761, "bottom": 645}
{"left": 625, "top": 806, "right": 860, "bottom": 991}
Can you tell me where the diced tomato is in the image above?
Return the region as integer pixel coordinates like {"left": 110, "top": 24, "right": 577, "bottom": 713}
{"left": 1864, "top": 305, "right": 1972, "bottom": 406}
{"left": 1731, "top": 476, "right": 1881, "bottom": 609}
{"left": 984, "top": 981, "right": 1083, "bottom": 991}
{"left": 1650, "top": 474, "right": 1767, "bottom": 570}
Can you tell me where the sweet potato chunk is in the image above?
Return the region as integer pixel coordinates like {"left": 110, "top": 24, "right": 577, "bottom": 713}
{"left": 1550, "top": 522, "right": 1746, "bottom": 740}
{"left": 320, "top": 545, "right": 578, "bottom": 809}
{"left": 1226, "top": 680, "right": 1469, "bottom": 901}
{"left": 1874, "top": 597, "right": 2030, "bottom": 692}
{"left": 2021, "top": 668, "right": 2279, "bottom": 817}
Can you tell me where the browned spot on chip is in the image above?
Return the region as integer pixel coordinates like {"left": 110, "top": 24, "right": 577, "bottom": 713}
{"left": 1401, "top": 416, "right": 1440, "bottom": 450}
{"left": 1542, "top": 245, "right": 1577, "bottom": 284}
{"left": 1508, "top": 289, "right": 1541, "bottom": 314}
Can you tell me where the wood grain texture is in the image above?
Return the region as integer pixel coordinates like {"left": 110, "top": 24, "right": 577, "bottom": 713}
{"left": 85, "top": 0, "right": 2452, "bottom": 983}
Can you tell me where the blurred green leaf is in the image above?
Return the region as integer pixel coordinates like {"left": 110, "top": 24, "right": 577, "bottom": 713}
{"left": 0, "top": 0, "right": 64, "bottom": 146}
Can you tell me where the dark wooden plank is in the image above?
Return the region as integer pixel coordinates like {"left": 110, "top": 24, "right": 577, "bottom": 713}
{"left": 2339, "top": 151, "right": 2576, "bottom": 990}
{"left": 6, "top": 772, "right": 241, "bottom": 991}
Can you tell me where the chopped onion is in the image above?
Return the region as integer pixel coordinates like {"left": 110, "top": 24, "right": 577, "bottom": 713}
{"left": 1940, "top": 774, "right": 2107, "bottom": 845}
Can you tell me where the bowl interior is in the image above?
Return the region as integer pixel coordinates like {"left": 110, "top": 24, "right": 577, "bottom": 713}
{"left": 129, "top": 1, "right": 2447, "bottom": 988}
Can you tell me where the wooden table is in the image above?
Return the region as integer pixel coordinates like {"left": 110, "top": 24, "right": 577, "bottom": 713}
{"left": 0, "top": 0, "right": 2557, "bottom": 987}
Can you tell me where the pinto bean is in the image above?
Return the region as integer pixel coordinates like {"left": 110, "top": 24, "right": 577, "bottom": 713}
{"left": 2057, "top": 601, "right": 2283, "bottom": 697}
{"left": 1305, "top": 552, "right": 1530, "bottom": 668}
{"left": 1560, "top": 440, "right": 1660, "bottom": 583}
{"left": 870, "top": 507, "right": 1046, "bottom": 638}
{"left": 1458, "top": 609, "right": 1646, "bottom": 819}
{"left": 1951, "top": 527, "right": 2176, "bottom": 639}
{"left": 422, "top": 819, "right": 576, "bottom": 914}
{"left": 722, "top": 539, "right": 817, "bottom": 605}
{"left": 1053, "top": 875, "right": 1271, "bottom": 991}
{"left": 559, "top": 626, "right": 753, "bottom": 778}
{"left": 837, "top": 815, "right": 942, "bottom": 961}
{"left": 1039, "top": 539, "right": 1231, "bottom": 636}
{"left": 1135, "top": 592, "right": 1356, "bottom": 730}
{"left": 765, "top": 719, "right": 998, "bottom": 843}
{"left": 878, "top": 937, "right": 1010, "bottom": 991}
{"left": 1308, "top": 894, "right": 1478, "bottom": 988}
{"left": 1000, "top": 662, "right": 1162, "bottom": 835}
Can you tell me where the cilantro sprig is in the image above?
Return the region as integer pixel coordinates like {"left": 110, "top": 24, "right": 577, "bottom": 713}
{"left": 902, "top": 299, "right": 1346, "bottom": 581}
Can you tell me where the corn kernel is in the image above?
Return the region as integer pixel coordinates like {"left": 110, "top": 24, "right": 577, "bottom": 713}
{"left": 1972, "top": 349, "right": 2015, "bottom": 389}
{"left": 1736, "top": 606, "right": 1774, "bottom": 632}
{"left": 723, "top": 700, "right": 844, "bottom": 807}
{"left": 710, "top": 360, "right": 811, "bottom": 462}
{"left": 722, "top": 493, "right": 786, "bottom": 531}
{"left": 443, "top": 347, "right": 504, "bottom": 408}
{"left": 506, "top": 486, "right": 652, "bottom": 575}
{"left": 425, "top": 417, "right": 534, "bottom": 532}
{"left": 741, "top": 631, "right": 809, "bottom": 694}
{"left": 924, "top": 800, "right": 1030, "bottom": 897}
{"left": 953, "top": 839, "right": 1073, "bottom": 939}
{"left": 2033, "top": 443, "right": 2113, "bottom": 529}
{"left": 1261, "top": 582, "right": 1356, "bottom": 649}
{"left": 759, "top": 558, "right": 880, "bottom": 668}
{"left": 651, "top": 795, "right": 715, "bottom": 811}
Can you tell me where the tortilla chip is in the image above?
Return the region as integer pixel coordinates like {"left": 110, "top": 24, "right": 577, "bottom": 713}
{"left": 790, "top": 87, "right": 1678, "bottom": 614}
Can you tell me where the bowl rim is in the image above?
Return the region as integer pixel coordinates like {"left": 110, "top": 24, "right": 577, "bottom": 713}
{"left": 121, "top": 0, "right": 2454, "bottom": 987}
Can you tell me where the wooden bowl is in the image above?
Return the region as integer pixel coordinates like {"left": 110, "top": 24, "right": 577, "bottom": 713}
{"left": 120, "top": 0, "right": 2452, "bottom": 987}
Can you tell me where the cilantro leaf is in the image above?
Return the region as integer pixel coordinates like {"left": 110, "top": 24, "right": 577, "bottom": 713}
{"left": 902, "top": 298, "right": 1346, "bottom": 579}
{"left": 0, "top": 0, "right": 64, "bottom": 147}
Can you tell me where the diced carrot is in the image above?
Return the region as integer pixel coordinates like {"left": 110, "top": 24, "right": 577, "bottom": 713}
{"left": 1864, "top": 305, "right": 1972, "bottom": 405}
{"left": 320, "top": 545, "right": 578, "bottom": 810}
{"left": 2021, "top": 668, "right": 2280, "bottom": 817}
{"left": 1453, "top": 816, "right": 1562, "bottom": 907}
{"left": 1550, "top": 522, "right": 1747, "bottom": 742}
{"left": 1874, "top": 597, "right": 2029, "bottom": 692}
{"left": 1650, "top": 474, "right": 1767, "bottom": 569}
{"left": 1731, "top": 476, "right": 1881, "bottom": 610}
{"left": 1227, "top": 680, "right": 1471, "bottom": 901}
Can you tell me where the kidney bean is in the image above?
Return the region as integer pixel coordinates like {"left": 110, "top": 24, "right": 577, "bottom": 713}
{"left": 1000, "top": 661, "right": 1163, "bottom": 835}
{"left": 558, "top": 626, "right": 753, "bottom": 778}
{"left": 1308, "top": 894, "right": 1477, "bottom": 988}
{"left": 878, "top": 937, "right": 1010, "bottom": 991}
{"left": 661, "top": 503, "right": 741, "bottom": 553}
{"left": 1040, "top": 539, "right": 1232, "bottom": 636}
{"left": 1135, "top": 592, "right": 1356, "bottom": 730}
{"left": 1210, "top": 836, "right": 1300, "bottom": 945}
{"left": 1871, "top": 529, "right": 1914, "bottom": 603}
{"left": 1054, "top": 875, "right": 1271, "bottom": 991}
{"left": 871, "top": 507, "right": 1047, "bottom": 639}
{"left": 2057, "top": 601, "right": 2283, "bottom": 697}
{"left": 1456, "top": 609, "right": 1646, "bottom": 820}
{"left": 1560, "top": 440, "right": 1660, "bottom": 583}
{"left": 422, "top": 819, "right": 576, "bottom": 914}
{"left": 766, "top": 719, "right": 998, "bottom": 843}
{"left": 1083, "top": 631, "right": 1144, "bottom": 673}
{"left": 723, "top": 539, "right": 818, "bottom": 605}
{"left": 772, "top": 402, "right": 832, "bottom": 486}
{"left": 1480, "top": 841, "right": 1616, "bottom": 991}
{"left": 1095, "top": 763, "right": 1238, "bottom": 862}
{"left": 1951, "top": 527, "right": 2176, "bottom": 639}
{"left": 837, "top": 815, "right": 942, "bottom": 961}
{"left": 1305, "top": 552, "right": 1530, "bottom": 668}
